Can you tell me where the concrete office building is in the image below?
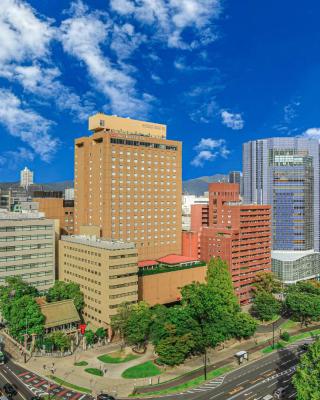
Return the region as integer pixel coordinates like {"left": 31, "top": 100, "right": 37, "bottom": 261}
{"left": 20, "top": 167, "right": 34, "bottom": 188}
{"left": 243, "top": 137, "right": 320, "bottom": 282}
{"left": 34, "top": 192, "right": 74, "bottom": 235}
{"left": 200, "top": 183, "right": 272, "bottom": 303}
{"left": 0, "top": 211, "right": 56, "bottom": 292}
{"left": 59, "top": 234, "right": 138, "bottom": 330}
{"left": 74, "top": 113, "right": 182, "bottom": 261}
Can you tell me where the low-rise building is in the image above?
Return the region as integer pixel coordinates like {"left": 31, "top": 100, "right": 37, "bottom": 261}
{"left": 0, "top": 211, "right": 56, "bottom": 292}
{"left": 138, "top": 254, "right": 207, "bottom": 306}
{"left": 59, "top": 235, "right": 138, "bottom": 331}
{"left": 272, "top": 250, "right": 320, "bottom": 284}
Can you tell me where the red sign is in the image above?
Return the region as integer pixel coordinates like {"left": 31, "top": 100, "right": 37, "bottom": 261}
{"left": 79, "top": 324, "right": 87, "bottom": 335}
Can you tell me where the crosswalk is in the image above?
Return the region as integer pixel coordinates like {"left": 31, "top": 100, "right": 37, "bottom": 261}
{"left": 185, "top": 375, "right": 226, "bottom": 394}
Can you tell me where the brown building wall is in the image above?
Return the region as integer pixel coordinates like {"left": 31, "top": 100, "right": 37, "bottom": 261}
{"left": 200, "top": 183, "right": 271, "bottom": 304}
{"left": 191, "top": 204, "right": 209, "bottom": 231}
{"left": 138, "top": 265, "right": 207, "bottom": 306}
{"left": 182, "top": 231, "right": 200, "bottom": 259}
{"left": 74, "top": 121, "right": 182, "bottom": 261}
{"left": 34, "top": 198, "right": 74, "bottom": 236}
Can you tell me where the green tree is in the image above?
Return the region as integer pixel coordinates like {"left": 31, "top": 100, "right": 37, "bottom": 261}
{"left": 232, "top": 313, "right": 258, "bottom": 339}
{"left": 46, "top": 281, "right": 84, "bottom": 312}
{"left": 155, "top": 324, "right": 195, "bottom": 366}
{"left": 95, "top": 327, "right": 106, "bottom": 341}
{"left": 9, "top": 295, "right": 44, "bottom": 340}
{"left": 285, "top": 291, "right": 320, "bottom": 326}
{"left": 84, "top": 329, "right": 95, "bottom": 345}
{"left": 293, "top": 339, "right": 320, "bottom": 399}
{"left": 254, "top": 271, "right": 282, "bottom": 294}
{"left": 111, "top": 302, "right": 133, "bottom": 340}
{"left": 252, "top": 291, "right": 281, "bottom": 321}
{"left": 0, "top": 277, "right": 38, "bottom": 322}
{"left": 49, "top": 331, "right": 71, "bottom": 352}
{"left": 124, "top": 302, "right": 152, "bottom": 349}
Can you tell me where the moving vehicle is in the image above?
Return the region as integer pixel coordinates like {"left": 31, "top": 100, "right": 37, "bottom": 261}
{"left": 273, "top": 387, "right": 286, "bottom": 399}
{"left": 262, "top": 395, "right": 273, "bottom": 400}
{"left": 3, "top": 384, "right": 17, "bottom": 397}
{"left": 97, "top": 394, "right": 116, "bottom": 400}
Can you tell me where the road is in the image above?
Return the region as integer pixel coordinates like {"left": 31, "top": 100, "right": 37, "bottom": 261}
{"left": 0, "top": 338, "right": 311, "bottom": 400}
{"left": 136, "top": 338, "right": 313, "bottom": 400}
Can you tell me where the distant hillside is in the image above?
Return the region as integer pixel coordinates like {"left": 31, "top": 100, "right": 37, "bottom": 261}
{"left": 0, "top": 176, "right": 227, "bottom": 197}
{"left": 183, "top": 174, "right": 228, "bottom": 196}
{"left": 0, "top": 181, "right": 74, "bottom": 192}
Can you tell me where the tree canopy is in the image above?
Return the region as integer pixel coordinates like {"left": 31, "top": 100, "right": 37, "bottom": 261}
{"left": 252, "top": 291, "right": 282, "bottom": 321}
{"left": 293, "top": 339, "right": 320, "bottom": 399}
{"left": 46, "top": 281, "right": 84, "bottom": 312}
{"left": 254, "top": 271, "right": 282, "bottom": 294}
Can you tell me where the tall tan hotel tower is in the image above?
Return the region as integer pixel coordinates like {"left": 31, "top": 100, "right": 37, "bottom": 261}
{"left": 74, "top": 113, "right": 182, "bottom": 261}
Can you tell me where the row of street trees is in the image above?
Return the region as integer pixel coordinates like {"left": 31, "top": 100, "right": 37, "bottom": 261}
{"left": 111, "top": 258, "right": 258, "bottom": 367}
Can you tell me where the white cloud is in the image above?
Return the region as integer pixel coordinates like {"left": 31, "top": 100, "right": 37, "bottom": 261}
{"left": 60, "top": 1, "right": 152, "bottom": 116}
{"left": 0, "top": 0, "right": 55, "bottom": 64}
{"left": 301, "top": 128, "right": 320, "bottom": 140}
{"left": 110, "top": 0, "right": 222, "bottom": 49}
{"left": 0, "top": 88, "right": 58, "bottom": 161}
{"left": 191, "top": 137, "right": 229, "bottom": 167}
{"left": 0, "top": 147, "right": 34, "bottom": 170}
{"left": 221, "top": 110, "right": 244, "bottom": 130}
{"left": 110, "top": 23, "right": 146, "bottom": 60}
{"left": 190, "top": 99, "right": 217, "bottom": 123}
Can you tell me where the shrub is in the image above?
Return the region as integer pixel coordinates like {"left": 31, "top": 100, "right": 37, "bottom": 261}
{"left": 280, "top": 331, "right": 290, "bottom": 342}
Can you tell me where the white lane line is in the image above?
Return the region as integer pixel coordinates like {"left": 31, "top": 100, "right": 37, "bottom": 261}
{"left": 209, "top": 392, "right": 225, "bottom": 399}
{"left": 0, "top": 370, "right": 27, "bottom": 400}
{"left": 267, "top": 382, "right": 277, "bottom": 388}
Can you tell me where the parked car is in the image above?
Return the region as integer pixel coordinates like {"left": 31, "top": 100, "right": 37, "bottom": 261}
{"left": 262, "top": 395, "right": 273, "bottom": 400}
{"left": 97, "top": 394, "right": 116, "bottom": 400}
{"left": 3, "top": 384, "right": 17, "bottom": 397}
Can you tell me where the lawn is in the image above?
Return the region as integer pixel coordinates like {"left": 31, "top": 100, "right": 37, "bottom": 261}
{"left": 280, "top": 319, "right": 298, "bottom": 330}
{"left": 98, "top": 352, "right": 139, "bottom": 364}
{"left": 74, "top": 361, "right": 88, "bottom": 366}
{"left": 85, "top": 368, "right": 104, "bottom": 377}
{"left": 133, "top": 365, "right": 233, "bottom": 397}
{"left": 122, "top": 361, "right": 161, "bottom": 379}
{"left": 49, "top": 376, "right": 92, "bottom": 394}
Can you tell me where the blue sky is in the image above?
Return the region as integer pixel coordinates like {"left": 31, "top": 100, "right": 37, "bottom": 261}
{"left": 1, "top": 0, "right": 320, "bottom": 182}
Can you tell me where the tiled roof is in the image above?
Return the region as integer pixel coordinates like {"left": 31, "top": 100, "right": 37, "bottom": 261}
{"left": 138, "top": 260, "right": 158, "bottom": 268}
{"left": 157, "top": 254, "right": 199, "bottom": 265}
{"left": 40, "top": 299, "right": 80, "bottom": 329}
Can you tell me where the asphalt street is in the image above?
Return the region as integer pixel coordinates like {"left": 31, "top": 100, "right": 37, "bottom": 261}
{"left": 137, "top": 338, "right": 313, "bottom": 400}
{"left": 0, "top": 338, "right": 311, "bottom": 400}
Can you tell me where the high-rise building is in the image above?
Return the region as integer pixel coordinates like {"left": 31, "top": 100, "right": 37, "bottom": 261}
{"left": 243, "top": 138, "right": 319, "bottom": 251}
{"left": 64, "top": 188, "right": 74, "bottom": 201}
{"left": 20, "top": 167, "right": 34, "bottom": 188}
{"left": 74, "top": 113, "right": 182, "bottom": 261}
{"left": 200, "top": 183, "right": 272, "bottom": 303}
{"left": 59, "top": 235, "right": 138, "bottom": 331}
{"left": 243, "top": 137, "right": 320, "bottom": 283}
{"left": 0, "top": 211, "right": 56, "bottom": 292}
{"left": 229, "top": 171, "right": 243, "bottom": 195}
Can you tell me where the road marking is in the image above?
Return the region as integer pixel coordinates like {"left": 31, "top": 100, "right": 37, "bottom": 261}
{"left": 209, "top": 392, "right": 225, "bottom": 399}
{"left": 0, "top": 370, "right": 27, "bottom": 400}
{"left": 229, "top": 386, "right": 244, "bottom": 394}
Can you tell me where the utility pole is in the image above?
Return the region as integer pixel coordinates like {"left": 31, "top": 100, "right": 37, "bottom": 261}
{"left": 204, "top": 348, "right": 207, "bottom": 380}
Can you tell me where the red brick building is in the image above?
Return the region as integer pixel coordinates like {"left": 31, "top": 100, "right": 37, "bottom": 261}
{"left": 200, "top": 183, "right": 272, "bottom": 304}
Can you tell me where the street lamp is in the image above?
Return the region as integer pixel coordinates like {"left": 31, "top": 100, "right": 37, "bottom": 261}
{"left": 272, "top": 321, "right": 276, "bottom": 349}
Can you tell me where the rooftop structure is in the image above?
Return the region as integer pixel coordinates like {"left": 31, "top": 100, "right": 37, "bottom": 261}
{"left": 39, "top": 299, "right": 80, "bottom": 332}
{"left": 61, "top": 234, "right": 136, "bottom": 251}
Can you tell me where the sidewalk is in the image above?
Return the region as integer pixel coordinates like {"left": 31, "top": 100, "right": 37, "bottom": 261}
{"left": 12, "top": 320, "right": 319, "bottom": 398}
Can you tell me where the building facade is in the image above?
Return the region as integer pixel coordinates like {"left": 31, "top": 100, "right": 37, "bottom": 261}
{"left": 272, "top": 250, "right": 320, "bottom": 284}
{"left": 20, "top": 167, "right": 34, "bottom": 188}
{"left": 243, "top": 137, "right": 319, "bottom": 251}
{"left": 200, "top": 183, "right": 272, "bottom": 303}
{"left": 59, "top": 235, "right": 138, "bottom": 330}
{"left": 0, "top": 211, "right": 56, "bottom": 292}
{"left": 182, "top": 194, "right": 209, "bottom": 231}
{"left": 34, "top": 195, "right": 74, "bottom": 235}
{"left": 74, "top": 113, "right": 182, "bottom": 261}
{"left": 138, "top": 255, "right": 206, "bottom": 306}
